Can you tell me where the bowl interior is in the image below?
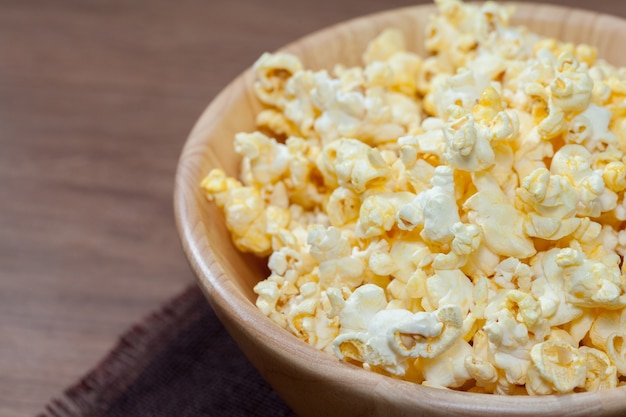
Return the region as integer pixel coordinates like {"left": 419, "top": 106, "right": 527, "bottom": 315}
{"left": 175, "top": 3, "right": 626, "bottom": 416}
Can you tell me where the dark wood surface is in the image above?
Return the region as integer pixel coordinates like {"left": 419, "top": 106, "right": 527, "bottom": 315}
{"left": 1, "top": 1, "right": 625, "bottom": 416}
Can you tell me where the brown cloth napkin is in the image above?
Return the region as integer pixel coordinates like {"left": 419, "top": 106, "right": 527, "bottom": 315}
{"left": 40, "top": 284, "right": 296, "bottom": 417}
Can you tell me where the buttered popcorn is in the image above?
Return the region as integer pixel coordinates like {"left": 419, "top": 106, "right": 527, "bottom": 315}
{"left": 202, "top": 0, "right": 626, "bottom": 394}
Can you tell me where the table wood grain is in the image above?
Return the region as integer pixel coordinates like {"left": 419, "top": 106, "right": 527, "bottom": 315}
{"left": 1, "top": 1, "right": 624, "bottom": 416}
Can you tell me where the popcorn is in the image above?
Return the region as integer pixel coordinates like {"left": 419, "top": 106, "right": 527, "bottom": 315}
{"left": 512, "top": 113, "right": 555, "bottom": 180}
{"left": 430, "top": 70, "right": 490, "bottom": 119}
{"left": 201, "top": 169, "right": 284, "bottom": 256}
{"left": 387, "top": 239, "right": 432, "bottom": 283}
{"left": 312, "top": 77, "right": 411, "bottom": 146}
{"left": 235, "top": 131, "right": 290, "bottom": 186}
{"left": 464, "top": 172, "right": 536, "bottom": 259}
{"left": 356, "top": 192, "right": 414, "bottom": 238}
{"left": 332, "top": 284, "right": 463, "bottom": 375}
{"left": 286, "top": 281, "right": 339, "bottom": 349}
{"left": 203, "top": 0, "right": 626, "bottom": 396}
{"left": 550, "top": 144, "right": 617, "bottom": 217}
{"left": 432, "top": 221, "right": 481, "bottom": 269}
{"left": 606, "top": 333, "right": 626, "bottom": 375}
{"left": 516, "top": 167, "right": 580, "bottom": 240}
{"left": 325, "top": 186, "right": 361, "bottom": 227}
{"left": 602, "top": 161, "right": 626, "bottom": 193}
{"left": 550, "top": 53, "right": 594, "bottom": 113}
{"left": 555, "top": 247, "right": 625, "bottom": 309}
{"left": 253, "top": 52, "right": 303, "bottom": 108}
{"left": 362, "top": 28, "right": 406, "bottom": 65}
{"left": 423, "top": 269, "right": 474, "bottom": 314}
{"left": 482, "top": 289, "right": 547, "bottom": 386}
{"left": 396, "top": 166, "right": 460, "bottom": 241}
{"left": 364, "top": 45, "right": 423, "bottom": 96}
{"left": 493, "top": 257, "right": 532, "bottom": 291}
{"left": 532, "top": 249, "right": 583, "bottom": 327}
{"left": 317, "top": 138, "right": 390, "bottom": 193}
{"left": 581, "top": 346, "right": 618, "bottom": 392}
{"left": 420, "top": 338, "right": 473, "bottom": 388}
{"left": 308, "top": 225, "right": 365, "bottom": 290}
{"left": 526, "top": 340, "right": 587, "bottom": 395}
{"left": 565, "top": 103, "right": 617, "bottom": 151}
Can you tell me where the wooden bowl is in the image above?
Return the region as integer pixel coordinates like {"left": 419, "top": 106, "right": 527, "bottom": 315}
{"left": 175, "top": 3, "right": 626, "bottom": 416}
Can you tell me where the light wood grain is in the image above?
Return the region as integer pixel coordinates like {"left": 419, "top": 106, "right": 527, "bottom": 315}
{"left": 176, "top": 3, "right": 626, "bottom": 416}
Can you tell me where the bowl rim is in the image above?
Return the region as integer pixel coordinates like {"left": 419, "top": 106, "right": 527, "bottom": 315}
{"left": 174, "top": 2, "right": 626, "bottom": 415}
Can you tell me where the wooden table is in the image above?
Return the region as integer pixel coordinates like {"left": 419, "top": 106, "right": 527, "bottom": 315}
{"left": 1, "top": 1, "right": 624, "bottom": 416}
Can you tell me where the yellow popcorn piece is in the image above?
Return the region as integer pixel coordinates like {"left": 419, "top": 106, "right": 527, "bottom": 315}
{"left": 312, "top": 78, "right": 411, "bottom": 146}
{"left": 253, "top": 52, "right": 303, "bottom": 107}
{"left": 332, "top": 285, "right": 461, "bottom": 374}
{"left": 256, "top": 109, "right": 301, "bottom": 139}
{"left": 432, "top": 222, "right": 481, "bottom": 269}
{"left": 317, "top": 138, "right": 390, "bottom": 193}
{"left": 356, "top": 192, "right": 414, "bottom": 239}
{"left": 202, "top": 169, "right": 279, "bottom": 256}
{"left": 565, "top": 103, "right": 617, "bottom": 151}
{"left": 287, "top": 282, "right": 340, "bottom": 350}
{"left": 534, "top": 38, "right": 598, "bottom": 67}
{"left": 465, "top": 355, "right": 498, "bottom": 391}
{"left": 364, "top": 52, "right": 423, "bottom": 96}
{"left": 550, "top": 52, "right": 594, "bottom": 113}
{"left": 235, "top": 131, "right": 290, "bottom": 186}
{"left": 493, "top": 257, "right": 532, "bottom": 291}
{"left": 512, "top": 112, "right": 555, "bottom": 180}
{"left": 204, "top": 0, "right": 626, "bottom": 395}
{"left": 482, "top": 289, "right": 546, "bottom": 386}
{"left": 589, "top": 310, "right": 622, "bottom": 351}
{"left": 526, "top": 341, "right": 587, "bottom": 395}
{"left": 580, "top": 346, "right": 617, "bottom": 392}
{"left": 420, "top": 338, "right": 473, "bottom": 388}
{"left": 532, "top": 249, "right": 584, "bottom": 327}
{"left": 308, "top": 225, "right": 365, "bottom": 290}
{"left": 516, "top": 168, "right": 581, "bottom": 241}
{"left": 424, "top": 269, "right": 473, "bottom": 315}
{"left": 602, "top": 161, "right": 626, "bottom": 193}
{"left": 429, "top": 70, "right": 491, "bottom": 119}
{"left": 387, "top": 239, "right": 432, "bottom": 283}
{"left": 396, "top": 166, "right": 460, "bottom": 241}
{"left": 555, "top": 247, "right": 625, "bottom": 309}
{"left": 464, "top": 172, "right": 536, "bottom": 259}
{"left": 606, "top": 333, "right": 626, "bottom": 375}
{"left": 325, "top": 186, "right": 360, "bottom": 227}
{"left": 550, "top": 144, "right": 618, "bottom": 217}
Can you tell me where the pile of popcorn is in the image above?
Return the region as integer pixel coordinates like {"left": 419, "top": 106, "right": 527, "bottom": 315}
{"left": 202, "top": 0, "right": 626, "bottom": 395}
